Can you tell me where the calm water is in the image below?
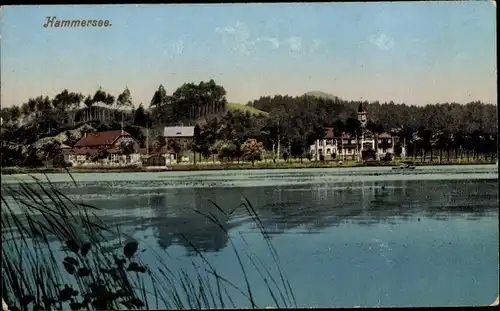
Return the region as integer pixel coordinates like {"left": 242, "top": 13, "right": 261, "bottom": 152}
{"left": 2, "top": 165, "right": 499, "bottom": 307}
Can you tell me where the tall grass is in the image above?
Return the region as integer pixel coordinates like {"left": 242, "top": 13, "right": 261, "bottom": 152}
{"left": 1, "top": 172, "right": 296, "bottom": 310}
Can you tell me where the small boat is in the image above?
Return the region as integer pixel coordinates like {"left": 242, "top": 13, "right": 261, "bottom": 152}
{"left": 392, "top": 164, "right": 416, "bottom": 170}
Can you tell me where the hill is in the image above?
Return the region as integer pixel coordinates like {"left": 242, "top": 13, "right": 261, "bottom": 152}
{"left": 226, "top": 103, "right": 269, "bottom": 116}
{"left": 304, "top": 91, "right": 341, "bottom": 101}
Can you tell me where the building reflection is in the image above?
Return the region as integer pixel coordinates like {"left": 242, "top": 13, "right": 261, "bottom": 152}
{"left": 242, "top": 178, "right": 498, "bottom": 233}
{"left": 14, "top": 178, "right": 495, "bottom": 252}
{"left": 147, "top": 187, "right": 245, "bottom": 255}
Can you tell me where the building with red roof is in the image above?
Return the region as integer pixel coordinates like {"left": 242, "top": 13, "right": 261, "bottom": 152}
{"left": 68, "top": 130, "right": 141, "bottom": 166}
{"left": 309, "top": 103, "right": 406, "bottom": 161}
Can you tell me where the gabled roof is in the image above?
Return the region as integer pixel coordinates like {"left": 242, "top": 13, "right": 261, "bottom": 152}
{"left": 164, "top": 126, "right": 195, "bottom": 137}
{"left": 74, "top": 130, "right": 133, "bottom": 147}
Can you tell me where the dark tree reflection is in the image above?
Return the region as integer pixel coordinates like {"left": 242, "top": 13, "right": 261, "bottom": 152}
{"left": 3, "top": 178, "right": 496, "bottom": 254}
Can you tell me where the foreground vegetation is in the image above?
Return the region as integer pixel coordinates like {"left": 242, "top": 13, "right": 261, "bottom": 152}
{"left": 1, "top": 174, "right": 296, "bottom": 310}
{"left": 1, "top": 80, "right": 497, "bottom": 168}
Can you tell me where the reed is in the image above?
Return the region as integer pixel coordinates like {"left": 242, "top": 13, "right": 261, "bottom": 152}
{"left": 1, "top": 171, "right": 295, "bottom": 310}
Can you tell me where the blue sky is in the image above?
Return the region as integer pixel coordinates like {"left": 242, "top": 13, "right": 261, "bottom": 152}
{"left": 1, "top": 2, "right": 496, "bottom": 108}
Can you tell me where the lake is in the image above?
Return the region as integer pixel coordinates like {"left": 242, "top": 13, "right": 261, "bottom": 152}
{"left": 2, "top": 165, "right": 499, "bottom": 307}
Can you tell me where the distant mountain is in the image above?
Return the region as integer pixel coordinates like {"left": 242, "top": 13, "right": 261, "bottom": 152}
{"left": 304, "top": 91, "right": 341, "bottom": 101}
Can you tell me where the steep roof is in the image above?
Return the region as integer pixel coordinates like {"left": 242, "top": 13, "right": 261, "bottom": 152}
{"left": 358, "top": 102, "right": 367, "bottom": 113}
{"left": 74, "top": 130, "right": 133, "bottom": 147}
{"left": 164, "top": 126, "right": 195, "bottom": 137}
{"left": 324, "top": 127, "right": 335, "bottom": 139}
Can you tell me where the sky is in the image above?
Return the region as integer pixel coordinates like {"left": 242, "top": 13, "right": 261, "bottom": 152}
{"left": 1, "top": 2, "right": 497, "bottom": 108}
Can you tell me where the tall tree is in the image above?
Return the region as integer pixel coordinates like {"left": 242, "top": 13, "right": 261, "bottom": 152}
{"left": 83, "top": 95, "right": 94, "bottom": 121}
{"left": 344, "top": 117, "right": 362, "bottom": 136}
{"left": 150, "top": 84, "right": 171, "bottom": 124}
{"left": 190, "top": 124, "right": 203, "bottom": 165}
{"left": 117, "top": 87, "right": 133, "bottom": 107}
{"left": 92, "top": 87, "right": 115, "bottom": 105}
{"left": 133, "top": 104, "right": 149, "bottom": 127}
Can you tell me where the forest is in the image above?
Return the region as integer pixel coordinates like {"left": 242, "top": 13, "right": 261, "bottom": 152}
{"left": 0, "top": 79, "right": 498, "bottom": 167}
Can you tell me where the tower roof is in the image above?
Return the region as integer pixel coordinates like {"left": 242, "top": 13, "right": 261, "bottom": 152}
{"left": 358, "top": 102, "right": 367, "bottom": 113}
{"left": 358, "top": 103, "right": 366, "bottom": 112}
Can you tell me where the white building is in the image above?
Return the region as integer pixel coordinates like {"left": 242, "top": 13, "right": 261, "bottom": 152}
{"left": 164, "top": 126, "right": 195, "bottom": 138}
{"left": 164, "top": 126, "right": 195, "bottom": 160}
{"left": 310, "top": 103, "right": 406, "bottom": 161}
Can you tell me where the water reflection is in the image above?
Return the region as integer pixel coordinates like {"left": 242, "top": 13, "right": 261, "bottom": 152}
{"left": 2, "top": 178, "right": 497, "bottom": 255}
{"left": 147, "top": 188, "right": 239, "bottom": 255}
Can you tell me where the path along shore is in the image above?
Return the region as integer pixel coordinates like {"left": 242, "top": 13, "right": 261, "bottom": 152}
{"left": 1, "top": 160, "right": 497, "bottom": 176}
{"left": 1, "top": 159, "right": 497, "bottom": 176}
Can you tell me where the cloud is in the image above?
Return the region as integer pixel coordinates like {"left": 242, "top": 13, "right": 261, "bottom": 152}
{"left": 215, "top": 25, "right": 237, "bottom": 35}
{"left": 164, "top": 38, "right": 185, "bottom": 60}
{"left": 310, "top": 40, "right": 321, "bottom": 53}
{"left": 287, "top": 37, "right": 302, "bottom": 52}
{"left": 257, "top": 36, "right": 305, "bottom": 53}
{"left": 369, "top": 32, "right": 396, "bottom": 50}
{"left": 216, "top": 21, "right": 253, "bottom": 54}
{"left": 215, "top": 21, "right": 318, "bottom": 55}
{"left": 256, "top": 37, "right": 281, "bottom": 49}
{"left": 171, "top": 39, "right": 184, "bottom": 55}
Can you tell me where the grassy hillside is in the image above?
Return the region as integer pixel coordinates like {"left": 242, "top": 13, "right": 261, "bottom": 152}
{"left": 227, "top": 103, "right": 269, "bottom": 116}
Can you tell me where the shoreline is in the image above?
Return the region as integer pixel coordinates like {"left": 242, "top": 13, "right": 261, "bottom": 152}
{"left": 1, "top": 160, "right": 496, "bottom": 175}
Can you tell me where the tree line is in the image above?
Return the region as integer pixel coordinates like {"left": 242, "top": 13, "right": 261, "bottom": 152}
{"left": 1, "top": 79, "right": 498, "bottom": 167}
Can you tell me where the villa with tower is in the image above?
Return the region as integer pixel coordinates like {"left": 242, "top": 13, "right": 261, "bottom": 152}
{"left": 309, "top": 102, "right": 406, "bottom": 161}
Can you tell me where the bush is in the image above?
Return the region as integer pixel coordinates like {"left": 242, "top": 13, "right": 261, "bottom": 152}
{"left": 319, "top": 154, "right": 325, "bottom": 162}
{"left": 282, "top": 152, "right": 289, "bottom": 162}
{"left": 53, "top": 154, "right": 71, "bottom": 168}
{"left": 23, "top": 148, "right": 43, "bottom": 168}
{"left": 305, "top": 153, "right": 312, "bottom": 161}
{"left": 383, "top": 152, "right": 393, "bottom": 161}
